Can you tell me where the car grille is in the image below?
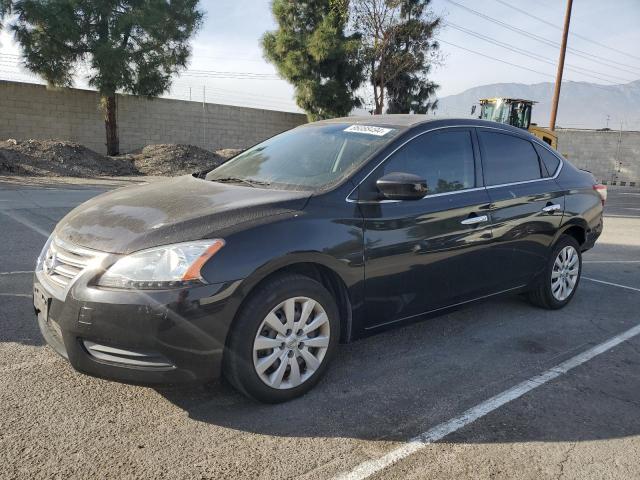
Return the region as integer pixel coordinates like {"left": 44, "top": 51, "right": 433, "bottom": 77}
{"left": 41, "top": 237, "right": 105, "bottom": 293}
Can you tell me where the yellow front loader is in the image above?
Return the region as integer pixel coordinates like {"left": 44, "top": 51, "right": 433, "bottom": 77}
{"left": 475, "top": 98, "right": 557, "bottom": 149}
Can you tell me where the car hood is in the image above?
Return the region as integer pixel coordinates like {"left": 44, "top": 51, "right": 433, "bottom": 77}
{"left": 55, "top": 175, "right": 311, "bottom": 254}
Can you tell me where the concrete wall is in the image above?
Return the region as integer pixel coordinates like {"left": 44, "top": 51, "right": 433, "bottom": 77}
{"left": 0, "top": 80, "right": 307, "bottom": 154}
{"left": 2, "top": 80, "right": 637, "bottom": 186}
{"left": 557, "top": 129, "right": 640, "bottom": 187}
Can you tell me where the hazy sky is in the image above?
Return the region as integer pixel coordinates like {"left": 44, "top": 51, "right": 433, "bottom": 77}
{"left": 1, "top": 0, "right": 639, "bottom": 112}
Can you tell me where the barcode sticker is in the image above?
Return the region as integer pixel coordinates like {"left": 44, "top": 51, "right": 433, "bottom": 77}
{"left": 344, "top": 125, "right": 393, "bottom": 136}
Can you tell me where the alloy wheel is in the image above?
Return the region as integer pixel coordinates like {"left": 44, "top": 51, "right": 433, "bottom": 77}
{"left": 551, "top": 245, "right": 580, "bottom": 301}
{"left": 252, "top": 296, "right": 330, "bottom": 389}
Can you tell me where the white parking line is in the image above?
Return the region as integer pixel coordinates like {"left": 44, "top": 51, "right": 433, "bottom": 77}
{"left": 0, "top": 210, "right": 50, "bottom": 238}
{"left": 583, "top": 260, "right": 640, "bottom": 264}
{"left": 334, "top": 280, "right": 640, "bottom": 480}
{"left": 0, "top": 293, "right": 31, "bottom": 298}
{"left": 583, "top": 277, "right": 640, "bottom": 293}
{"left": 0, "top": 270, "right": 35, "bottom": 275}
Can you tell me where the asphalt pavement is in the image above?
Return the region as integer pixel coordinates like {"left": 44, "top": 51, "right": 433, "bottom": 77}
{"left": 1, "top": 178, "right": 639, "bottom": 480}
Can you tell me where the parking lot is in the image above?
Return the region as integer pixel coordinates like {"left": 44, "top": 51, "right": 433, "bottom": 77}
{"left": 1, "top": 178, "right": 639, "bottom": 480}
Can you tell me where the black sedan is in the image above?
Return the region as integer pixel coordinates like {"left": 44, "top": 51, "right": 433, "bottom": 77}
{"left": 33, "top": 116, "right": 605, "bottom": 403}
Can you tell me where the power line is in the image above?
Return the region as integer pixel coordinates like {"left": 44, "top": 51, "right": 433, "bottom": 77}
{"left": 169, "top": 87, "right": 297, "bottom": 111}
{"left": 438, "top": 39, "right": 625, "bottom": 93}
{"left": 0, "top": 67, "right": 297, "bottom": 111}
{"left": 443, "top": 0, "right": 640, "bottom": 76}
{"left": 180, "top": 73, "right": 281, "bottom": 81}
{"left": 438, "top": 39, "right": 556, "bottom": 78}
{"left": 186, "top": 54, "right": 266, "bottom": 63}
{"left": 448, "top": 0, "right": 640, "bottom": 75}
{"left": 491, "top": 0, "right": 640, "bottom": 63}
{"left": 0, "top": 72, "right": 299, "bottom": 111}
{"left": 0, "top": 53, "right": 281, "bottom": 80}
{"left": 445, "top": 22, "right": 634, "bottom": 84}
{"left": 168, "top": 90, "right": 296, "bottom": 111}
{"left": 180, "top": 69, "right": 280, "bottom": 79}
{"left": 491, "top": 0, "right": 565, "bottom": 30}
{"left": 8, "top": 44, "right": 620, "bottom": 97}
{"left": 168, "top": 81, "right": 296, "bottom": 106}
{"left": 0, "top": 56, "right": 293, "bottom": 108}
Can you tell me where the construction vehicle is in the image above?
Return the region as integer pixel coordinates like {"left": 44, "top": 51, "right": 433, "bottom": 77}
{"left": 473, "top": 98, "right": 558, "bottom": 149}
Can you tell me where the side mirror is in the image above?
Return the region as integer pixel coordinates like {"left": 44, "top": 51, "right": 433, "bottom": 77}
{"left": 192, "top": 169, "right": 214, "bottom": 179}
{"left": 376, "top": 172, "right": 427, "bottom": 201}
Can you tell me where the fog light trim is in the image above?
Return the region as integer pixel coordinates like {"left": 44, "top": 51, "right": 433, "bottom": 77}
{"left": 83, "top": 340, "right": 174, "bottom": 368}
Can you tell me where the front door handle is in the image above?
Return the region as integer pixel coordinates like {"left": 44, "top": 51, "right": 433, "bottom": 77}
{"left": 461, "top": 214, "right": 489, "bottom": 225}
{"left": 542, "top": 204, "right": 561, "bottom": 213}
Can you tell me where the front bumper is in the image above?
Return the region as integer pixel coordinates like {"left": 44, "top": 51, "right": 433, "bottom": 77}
{"left": 34, "top": 273, "right": 242, "bottom": 385}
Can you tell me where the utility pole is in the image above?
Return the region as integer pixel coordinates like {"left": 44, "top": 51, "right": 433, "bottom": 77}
{"left": 549, "top": 0, "right": 573, "bottom": 131}
{"left": 202, "top": 86, "right": 206, "bottom": 148}
{"left": 614, "top": 121, "right": 623, "bottom": 181}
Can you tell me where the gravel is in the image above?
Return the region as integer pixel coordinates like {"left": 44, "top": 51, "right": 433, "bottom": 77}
{"left": 0, "top": 139, "right": 242, "bottom": 178}
{"left": 124, "top": 144, "right": 241, "bottom": 176}
{"left": 0, "top": 139, "right": 136, "bottom": 177}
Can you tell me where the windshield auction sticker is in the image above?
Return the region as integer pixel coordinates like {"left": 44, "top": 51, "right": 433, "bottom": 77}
{"left": 344, "top": 125, "right": 393, "bottom": 136}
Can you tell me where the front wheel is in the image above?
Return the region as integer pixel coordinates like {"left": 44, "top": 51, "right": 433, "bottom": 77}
{"left": 223, "top": 273, "right": 340, "bottom": 403}
{"left": 528, "top": 235, "right": 582, "bottom": 309}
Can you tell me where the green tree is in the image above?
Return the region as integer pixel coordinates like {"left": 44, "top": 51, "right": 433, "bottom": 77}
{"left": 385, "top": 0, "right": 439, "bottom": 113}
{"left": 263, "top": 0, "right": 364, "bottom": 121}
{"left": 9, "top": 0, "right": 203, "bottom": 155}
{"left": 0, "top": 0, "right": 11, "bottom": 30}
{"left": 352, "top": 0, "right": 440, "bottom": 114}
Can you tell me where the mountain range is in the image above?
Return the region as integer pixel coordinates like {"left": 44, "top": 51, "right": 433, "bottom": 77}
{"left": 435, "top": 80, "right": 640, "bottom": 131}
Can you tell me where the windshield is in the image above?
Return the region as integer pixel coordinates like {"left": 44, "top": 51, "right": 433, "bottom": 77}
{"left": 480, "top": 100, "right": 510, "bottom": 124}
{"left": 480, "top": 100, "right": 531, "bottom": 129}
{"left": 511, "top": 103, "right": 532, "bottom": 129}
{"left": 205, "top": 123, "right": 400, "bottom": 190}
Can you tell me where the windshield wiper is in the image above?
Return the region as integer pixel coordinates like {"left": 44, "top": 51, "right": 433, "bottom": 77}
{"left": 211, "top": 176, "right": 271, "bottom": 188}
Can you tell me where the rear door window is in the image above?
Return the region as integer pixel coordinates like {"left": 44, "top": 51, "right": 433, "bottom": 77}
{"left": 478, "top": 131, "right": 542, "bottom": 186}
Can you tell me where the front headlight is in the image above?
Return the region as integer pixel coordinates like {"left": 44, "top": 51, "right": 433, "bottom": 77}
{"left": 36, "top": 233, "right": 55, "bottom": 270}
{"left": 97, "top": 239, "right": 225, "bottom": 289}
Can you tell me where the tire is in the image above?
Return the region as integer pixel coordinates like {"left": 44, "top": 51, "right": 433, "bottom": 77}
{"left": 223, "top": 273, "right": 340, "bottom": 403}
{"left": 528, "top": 234, "right": 582, "bottom": 310}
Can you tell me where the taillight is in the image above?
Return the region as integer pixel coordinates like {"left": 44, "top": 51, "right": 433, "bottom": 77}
{"left": 593, "top": 184, "right": 607, "bottom": 205}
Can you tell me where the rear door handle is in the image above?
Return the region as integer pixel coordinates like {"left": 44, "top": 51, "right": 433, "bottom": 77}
{"left": 461, "top": 214, "right": 489, "bottom": 225}
{"left": 542, "top": 204, "right": 561, "bottom": 213}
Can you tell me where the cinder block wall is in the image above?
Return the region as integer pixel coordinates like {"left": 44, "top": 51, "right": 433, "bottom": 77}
{"left": 557, "top": 129, "right": 640, "bottom": 186}
{"left": 0, "top": 80, "right": 307, "bottom": 154}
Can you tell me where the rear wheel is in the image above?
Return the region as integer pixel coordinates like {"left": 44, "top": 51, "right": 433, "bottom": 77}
{"left": 223, "top": 273, "right": 339, "bottom": 403}
{"left": 528, "top": 235, "right": 582, "bottom": 309}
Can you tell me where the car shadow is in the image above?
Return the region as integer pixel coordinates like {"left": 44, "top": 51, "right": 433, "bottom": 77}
{"left": 156, "top": 279, "right": 640, "bottom": 444}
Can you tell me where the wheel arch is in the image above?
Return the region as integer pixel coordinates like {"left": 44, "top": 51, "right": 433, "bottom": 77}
{"left": 555, "top": 218, "right": 588, "bottom": 249}
{"left": 228, "top": 254, "right": 355, "bottom": 346}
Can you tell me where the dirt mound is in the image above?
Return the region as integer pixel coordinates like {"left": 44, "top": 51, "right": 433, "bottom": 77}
{"left": 215, "top": 148, "right": 243, "bottom": 160}
{"left": 0, "top": 139, "right": 242, "bottom": 177}
{"left": 0, "top": 139, "right": 137, "bottom": 177}
{"left": 126, "top": 144, "right": 239, "bottom": 176}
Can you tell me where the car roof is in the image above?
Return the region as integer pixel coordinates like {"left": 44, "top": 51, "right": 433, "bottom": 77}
{"left": 315, "top": 114, "right": 437, "bottom": 128}
{"left": 311, "top": 115, "right": 527, "bottom": 135}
